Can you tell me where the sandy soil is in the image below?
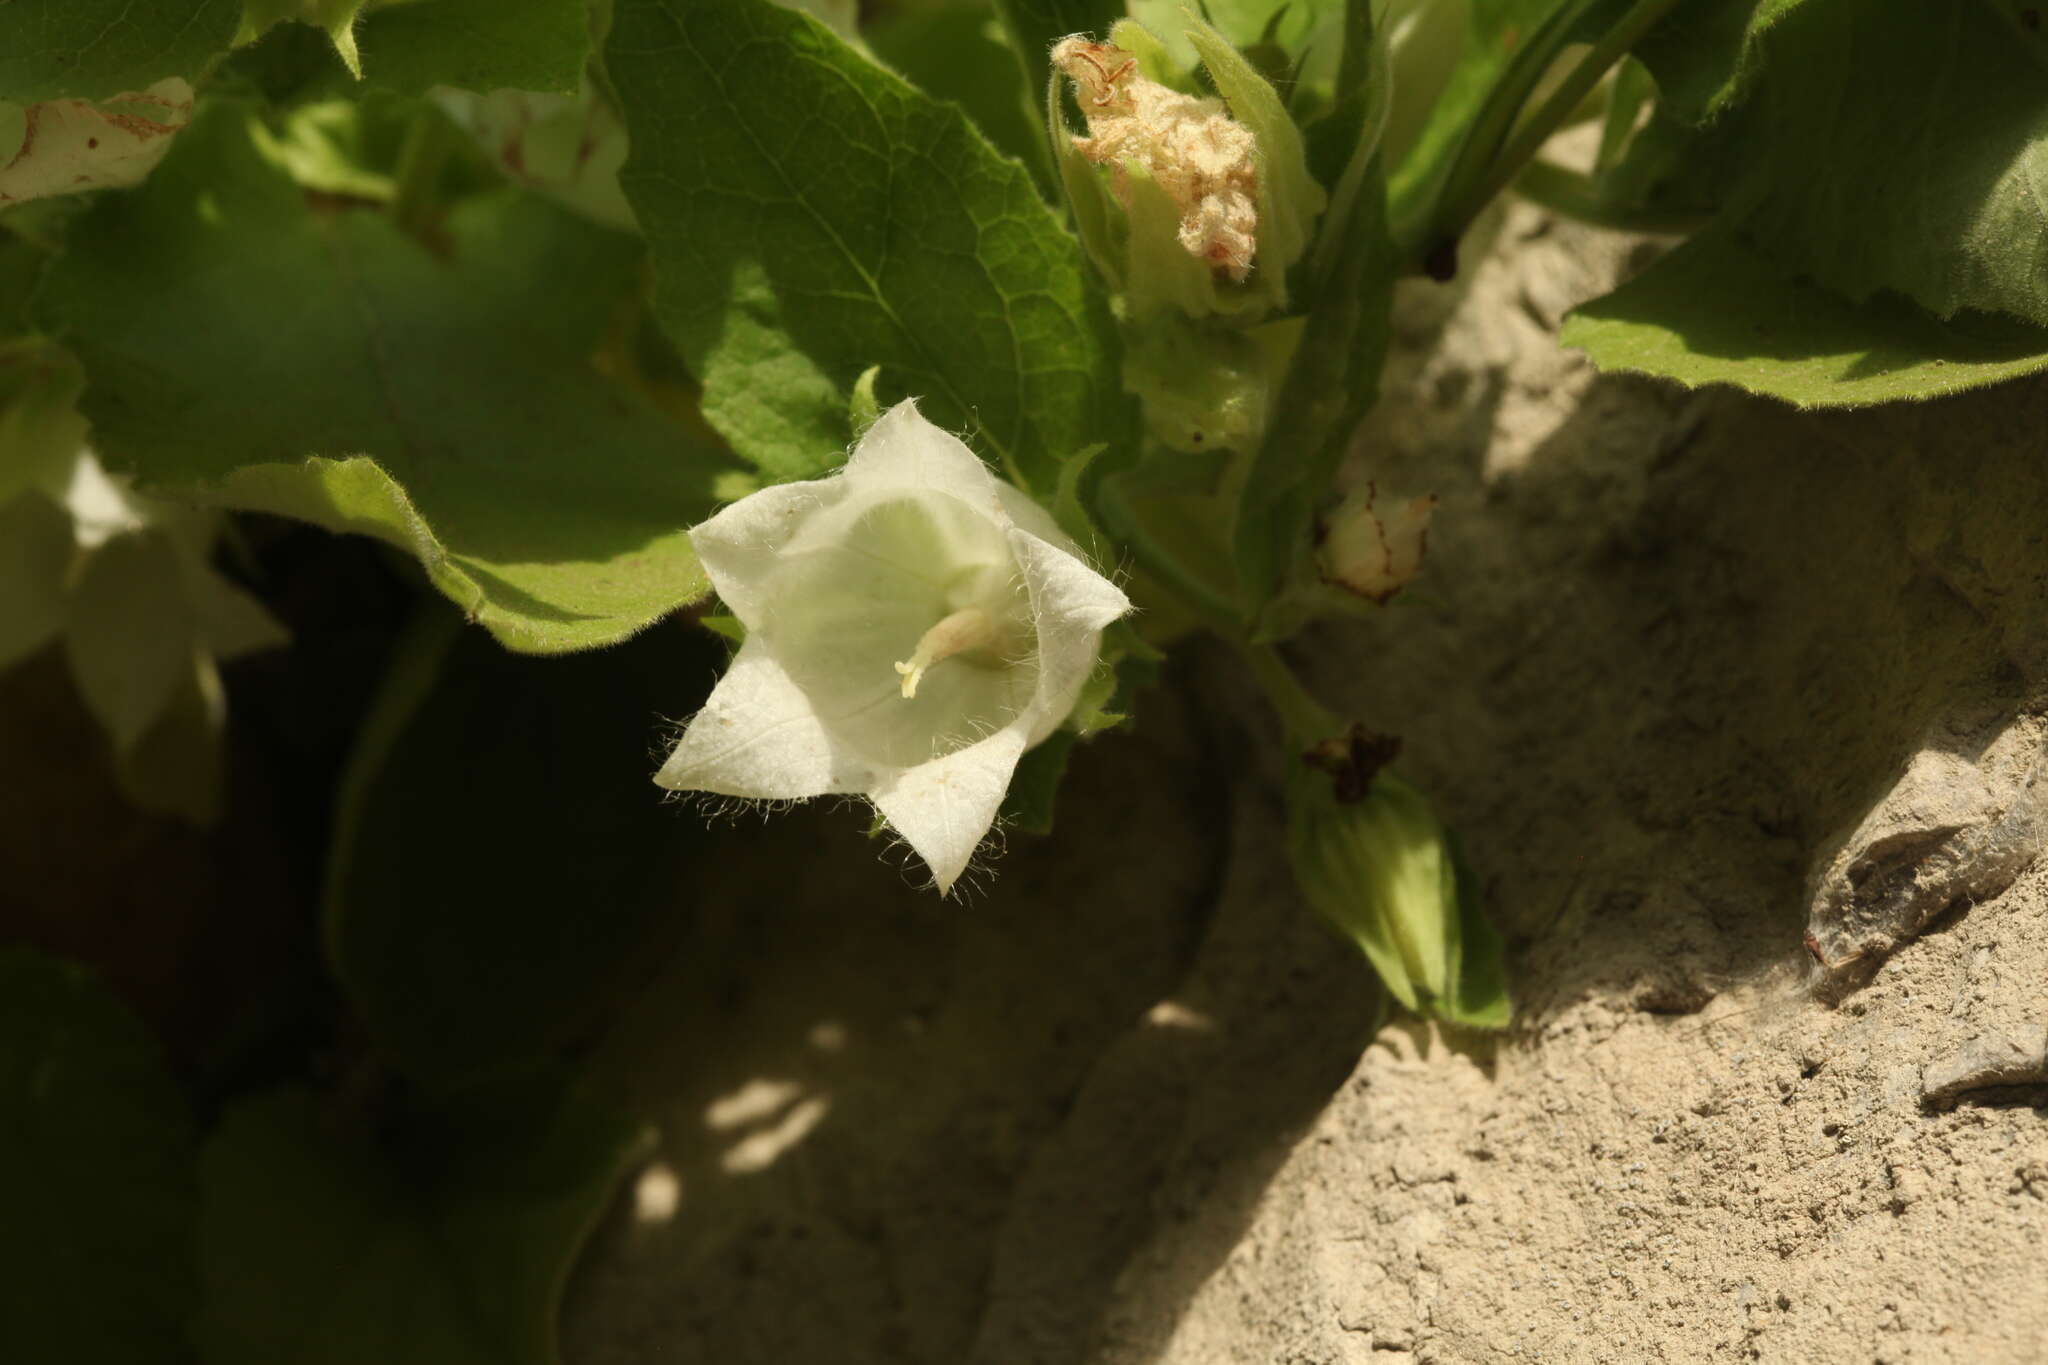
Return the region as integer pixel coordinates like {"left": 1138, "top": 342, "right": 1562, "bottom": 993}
{"left": 563, "top": 206, "right": 2048, "bottom": 1364}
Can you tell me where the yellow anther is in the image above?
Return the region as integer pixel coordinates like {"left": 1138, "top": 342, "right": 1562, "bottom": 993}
{"left": 894, "top": 606, "right": 997, "bottom": 699}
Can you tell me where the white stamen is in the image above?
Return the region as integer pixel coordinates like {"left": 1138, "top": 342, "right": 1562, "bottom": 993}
{"left": 894, "top": 606, "right": 997, "bottom": 699}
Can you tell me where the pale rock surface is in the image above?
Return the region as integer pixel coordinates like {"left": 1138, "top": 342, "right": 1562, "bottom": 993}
{"left": 564, "top": 204, "right": 2048, "bottom": 1364}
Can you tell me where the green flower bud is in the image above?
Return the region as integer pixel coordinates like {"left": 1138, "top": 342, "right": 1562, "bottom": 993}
{"left": 1121, "top": 316, "right": 1266, "bottom": 454}
{"left": 1288, "top": 726, "right": 1510, "bottom": 1028}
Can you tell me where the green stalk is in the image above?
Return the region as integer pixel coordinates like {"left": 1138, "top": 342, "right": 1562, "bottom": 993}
{"left": 1241, "top": 644, "right": 1341, "bottom": 746}
{"left": 1510, "top": 159, "right": 1712, "bottom": 236}
{"left": 1095, "top": 473, "right": 1244, "bottom": 635}
{"left": 390, "top": 110, "right": 457, "bottom": 241}
{"left": 1437, "top": 0, "right": 1682, "bottom": 242}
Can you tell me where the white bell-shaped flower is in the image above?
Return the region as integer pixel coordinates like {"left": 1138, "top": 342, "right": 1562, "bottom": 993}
{"left": 656, "top": 400, "right": 1132, "bottom": 893}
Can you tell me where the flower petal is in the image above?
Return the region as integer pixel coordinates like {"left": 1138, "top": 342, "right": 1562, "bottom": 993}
{"left": 655, "top": 638, "right": 877, "bottom": 799}
{"left": 688, "top": 478, "right": 841, "bottom": 628}
{"left": 1009, "top": 528, "right": 1132, "bottom": 744}
{"left": 869, "top": 724, "right": 1030, "bottom": 894}
{"left": 843, "top": 400, "right": 1005, "bottom": 515}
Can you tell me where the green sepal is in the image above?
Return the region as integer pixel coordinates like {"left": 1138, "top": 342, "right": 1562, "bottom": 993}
{"left": 1051, "top": 111, "right": 1127, "bottom": 290}
{"left": 699, "top": 613, "right": 746, "bottom": 645}
{"left": 1000, "top": 730, "right": 1080, "bottom": 836}
{"left": 1182, "top": 12, "right": 1327, "bottom": 311}
{"left": 1052, "top": 441, "right": 1111, "bottom": 553}
{"left": 1106, "top": 17, "right": 1189, "bottom": 87}
{"left": 848, "top": 364, "right": 883, "bottom": 438}
{"left": 1121, "top": 160, "right": 1238, "bottom": 319}
{"left": 997, "top": 622, "right": 1160, "bottom": 835}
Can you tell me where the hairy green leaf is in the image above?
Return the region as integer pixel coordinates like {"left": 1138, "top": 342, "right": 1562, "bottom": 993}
{"left": 1563, "top": 231, "right": 2048, "bottom": 407}
{"left": 0, "top": 0, "right": 239, "bottom": 102}
{"left": 198, "top": 1084, "right": 652, "bottom": 1365}
{"left": 326, "top": 605, "right": 722, "bottom": 1085}
{"left": 1631, "top": 0, "right": 1806, "bottom": 122}
{"left": 236, "top": 0, "right": 587, "bottom": 92}
{"left": 1717, "top": 0, "right": 2048, "bottom": 329}
{"left": 866, "top": 0, "right": 1042, "bottom": 171}
{"left": 0, "top": 949, "right": 198, "bottom": 1365}
{"left": 39, "top": 104, "right": 726, "bottom": 654}
{"left": 608, "top": 0, "right": 1131, "bottom": 490}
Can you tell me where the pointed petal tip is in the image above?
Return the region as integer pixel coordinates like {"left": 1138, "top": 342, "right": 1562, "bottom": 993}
{"left": 870, "top": 729, "right": 1028, "bottom": 898}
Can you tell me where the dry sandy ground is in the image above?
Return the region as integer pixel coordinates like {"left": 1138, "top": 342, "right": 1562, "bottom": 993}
{"left": 564, "top": 206, "right": 2048, "bottom": 1364}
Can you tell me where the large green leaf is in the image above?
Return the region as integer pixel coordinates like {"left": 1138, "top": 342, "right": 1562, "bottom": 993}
{"left": 1715, "top": 1, "right": 2048, "bottom": 330}
{"left": 354, "top": 0, "right": 590, "bottom": 96}
{"left": 0, "top": 0, "right": 240, "bottom": 102}
{"left": 326, "top": 605, "right": 720, "bottom": 1085}
{"left": 866, "top": 0, "right": 1041, "bottom": 171}
{"left": 607, "top": 0, "right": 1131, "bottom": 490}
{"left": 1631, "top": 0, "right": 1807, "bottom": 122}
{"left": 0, "top": 949, "right": 198, "bottom": 1365}
{"left": 38, "top": 103, "right": 727, "bottom": 654}
{"left": 1562, "top": 231, "right": 2048, "bottom": 407}
{"left": 198, "top": 1084, "right": 652, "bottom": 1365}
{"left": 236, "top": 0, "right": 586, "bottom": 91}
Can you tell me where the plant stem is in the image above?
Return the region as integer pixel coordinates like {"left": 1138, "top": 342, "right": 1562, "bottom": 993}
{"left": 1241, "top": 644, "right": 1342, "bottom": 746}
{"left": 1095, "top": 474, "right": 1244, "bottom": 634}
{"left": 1437, "top": 0, "right": 1681, "bottom": 243}
{"left": 391, "top": 111, "right": 456, "bottom": 240}
{"left": 1510, "top": 159, "right": 1711, "bottom": 237}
